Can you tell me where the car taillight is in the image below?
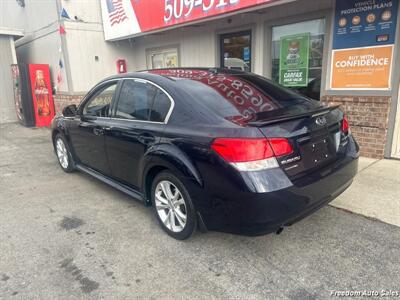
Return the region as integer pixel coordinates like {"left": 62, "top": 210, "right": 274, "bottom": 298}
{"left": 342, "top": 115, "right": 349, "bottom": 134}
{"left": 269, "top": 138, "right": 293, "bottom": 157}
{"left": 211, "top": 138, "right": 293, "bottom": 171}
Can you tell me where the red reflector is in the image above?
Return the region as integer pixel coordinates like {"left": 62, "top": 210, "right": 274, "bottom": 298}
{"left": 269, "top": 138, "right": 293, "bottom": 157}
{"left": 342, "top": 115, "right": 349, "bottom": 133}
{"left": 211, "top": 138, "right": 293, "bottom": 163}
{"left": 211, "top": 138, "right": 274, "bottom": 162}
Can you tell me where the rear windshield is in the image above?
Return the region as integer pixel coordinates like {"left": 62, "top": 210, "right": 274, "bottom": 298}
{"left": 149, "top": 69, "right": 322, "bottom": 125}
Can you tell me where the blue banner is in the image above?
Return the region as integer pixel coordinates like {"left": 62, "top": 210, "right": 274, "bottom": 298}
{"left": 333, "top": 0, "right": 398, "bottom": 49}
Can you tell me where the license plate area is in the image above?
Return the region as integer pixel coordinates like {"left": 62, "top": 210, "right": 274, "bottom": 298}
{"left": 302, "top": 137, "right": 331, "bottom": 165}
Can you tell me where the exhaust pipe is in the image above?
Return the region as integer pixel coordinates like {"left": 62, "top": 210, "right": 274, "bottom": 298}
{"left": 276, "top": 227, "right": 284, "bottom": 235}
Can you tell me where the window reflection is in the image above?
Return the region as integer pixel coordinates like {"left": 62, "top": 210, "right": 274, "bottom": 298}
{"left": 149, "top": 69, "right": 280, "bottom": 125}
{"left": 83, "top": 84, "right": 116, "bottom": 117}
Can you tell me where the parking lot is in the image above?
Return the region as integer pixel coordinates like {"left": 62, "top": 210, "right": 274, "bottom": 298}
{"left": 1, "top": 122, "right": 399, "bottom": 299}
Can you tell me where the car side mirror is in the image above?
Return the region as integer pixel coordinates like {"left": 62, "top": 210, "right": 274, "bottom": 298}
{"left": 62, "top": 104, "right": 77, "bottom": 117}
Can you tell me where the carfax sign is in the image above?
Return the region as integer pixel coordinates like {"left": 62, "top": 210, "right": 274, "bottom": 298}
{"left": 330, "top": 0, "right": 398, "bottom": 90}
{"left": 279, "top": 33, "right": 310, "bottom": 87}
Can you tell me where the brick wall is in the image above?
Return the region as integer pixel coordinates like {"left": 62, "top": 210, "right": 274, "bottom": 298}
{"left": 322, "top": 95, "right": 391, "bottom": 158}
{"left": 53, "top": 93, "right": 85, "bottom": 114}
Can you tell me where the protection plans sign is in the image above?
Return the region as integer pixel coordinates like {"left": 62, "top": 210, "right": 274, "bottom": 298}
{"left": 330, "top": 0, "right": 398, "bottom": 90}
{"left": 279, "top": 33, "right": 310, "bottom": 87}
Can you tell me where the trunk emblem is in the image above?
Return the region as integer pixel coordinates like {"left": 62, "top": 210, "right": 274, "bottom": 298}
{"left": 281, "top": 155, "right": 301, "bottom": 165}
{"left": 315, "top": 116, "right": 327, "bottom": 126}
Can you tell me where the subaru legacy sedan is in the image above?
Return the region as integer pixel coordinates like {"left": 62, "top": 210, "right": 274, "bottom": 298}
{"left": 51, "top": 68, "right": 359, "bottom": 240}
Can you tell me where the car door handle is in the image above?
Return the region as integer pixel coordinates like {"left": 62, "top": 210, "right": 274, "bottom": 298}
{"left": 93, "top": 128, "right": 104, "bottom": 136}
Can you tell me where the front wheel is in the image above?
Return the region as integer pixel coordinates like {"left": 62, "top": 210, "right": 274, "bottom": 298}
{"left": 151, "top": 171, "right": 197, "bottom": 240}
{"left": 54, "top": 134, "right": 75, "bottom": 173}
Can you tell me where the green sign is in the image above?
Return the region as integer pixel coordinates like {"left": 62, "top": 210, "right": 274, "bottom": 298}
{"left": 279, "top": 33, "right": 310, "bottom": 87}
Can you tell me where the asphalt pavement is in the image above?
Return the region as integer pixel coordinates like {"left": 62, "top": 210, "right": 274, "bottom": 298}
{"left": 1, "top": 123, "right": 399, "bottom": 300}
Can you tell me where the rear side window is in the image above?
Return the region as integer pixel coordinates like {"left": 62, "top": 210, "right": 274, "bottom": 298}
{"left": 115, "top": 79, "right": 171, "bottom": 122}
{"left": 150, "top": 88, "right": 171, "bottom": 122}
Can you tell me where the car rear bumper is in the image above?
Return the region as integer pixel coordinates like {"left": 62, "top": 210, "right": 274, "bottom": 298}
{"left": 201, "top": 156, "right": 358, "bottom": 235}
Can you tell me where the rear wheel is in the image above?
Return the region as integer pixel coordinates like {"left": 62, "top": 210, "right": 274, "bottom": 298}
{"left": 55, "top": 134, "right": 75, "bottom": 173}
{"left": 151, "top": 171, "right": 196, "bottom": 240}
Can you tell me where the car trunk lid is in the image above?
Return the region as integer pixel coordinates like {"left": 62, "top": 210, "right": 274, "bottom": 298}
{"left": 254, "top": 106, "right": 347, "bottom": 180}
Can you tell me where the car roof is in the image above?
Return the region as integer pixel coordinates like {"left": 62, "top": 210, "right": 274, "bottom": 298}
{"left": 101, "top": 68, "right": 250, "bottom": 82}
{"left": 95, "top": 68, "right": 321, "bottom": 127}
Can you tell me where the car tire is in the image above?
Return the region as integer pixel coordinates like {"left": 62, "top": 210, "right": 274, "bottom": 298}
{"left": 54, "top": 134, "right": 75, "bottom": 173}
{"left": 151, "top": 171, "right": 197, "bottom": 240}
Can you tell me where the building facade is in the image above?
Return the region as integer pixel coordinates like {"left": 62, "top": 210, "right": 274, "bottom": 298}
{"left": 0, "top": 28, "right": 22, "bottom": 124}
{"left": 1, "top": 0, "right": 399, "bottom": 159}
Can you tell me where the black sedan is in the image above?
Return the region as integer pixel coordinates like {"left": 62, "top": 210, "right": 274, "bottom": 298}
{"left": 51, "top": 68, "right": 359, "bottom": 240}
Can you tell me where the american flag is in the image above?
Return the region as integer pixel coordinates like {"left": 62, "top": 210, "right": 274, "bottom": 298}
{"left": 106, "top": 0, "right": 128, "bottom": 26}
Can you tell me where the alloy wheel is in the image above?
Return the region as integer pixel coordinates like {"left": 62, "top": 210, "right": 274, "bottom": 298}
{"left": 56, "top": 138, "right": 69, "bottom": 169}
{"left": 155, "top": 180, "right": 187, "bottom": 233}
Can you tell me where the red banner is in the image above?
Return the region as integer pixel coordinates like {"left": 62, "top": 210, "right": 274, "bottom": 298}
{"left": 102, "top": 0, "right": 278, "bottom": 40}
{"left": 130, "top": 0, "right": 276, "bottom": 33}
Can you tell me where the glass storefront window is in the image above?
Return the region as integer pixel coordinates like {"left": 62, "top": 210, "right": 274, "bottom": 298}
{"left": 220, "top": 31, "right": 251, "bottom": 72}
{"left": 271, "top": 19, "right": 325, "bottom": 100}
{"left": 146, "top": 47, "right": 179, "bottom": 69}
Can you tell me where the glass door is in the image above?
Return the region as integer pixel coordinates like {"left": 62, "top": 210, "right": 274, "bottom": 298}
{"left": 220, "top": 30, "right": 251, "bottom": 72}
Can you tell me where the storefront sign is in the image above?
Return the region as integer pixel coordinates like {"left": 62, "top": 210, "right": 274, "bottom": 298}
{"left": 331, "top": 45, "right": 393, "bottom": 89}
{"left": 101, "top": 0, "right": 278, "bottom": 40}
{"left": 330, "top": 0, "right": 398, "bottom": 90}
{"left": 333, "top": 0, "right": 398, "bottom": 49}
{"left": 279, "top": 33, "right": 310, "bottom": 87}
